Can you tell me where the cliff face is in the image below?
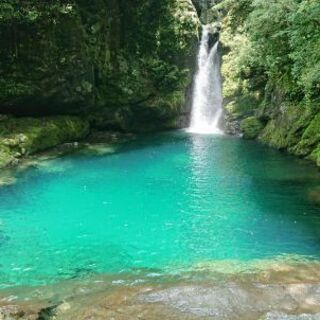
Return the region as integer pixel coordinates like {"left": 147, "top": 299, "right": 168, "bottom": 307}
{"left": 0, "top": 0, "right": 200, "bottom": 168}
{"left": 0, "top": 0, "right": 200, "bottom": 132}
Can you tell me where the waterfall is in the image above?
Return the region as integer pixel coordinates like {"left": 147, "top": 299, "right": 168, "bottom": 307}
{"left": 189, "top": 25, "right": 223, "bottom": 134}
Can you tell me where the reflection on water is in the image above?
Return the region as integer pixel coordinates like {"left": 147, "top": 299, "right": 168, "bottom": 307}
{"left": 188, "top": 133, "right": 320, "bottom": 261}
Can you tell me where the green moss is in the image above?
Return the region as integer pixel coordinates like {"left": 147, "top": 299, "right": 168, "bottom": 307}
{"left": 291, "top": 113, "right": 320, "bottom": 157}
{"left": 259, "top": 120, "right": 288, "bottom": 149}
{"left": 240, "top": 116, "right": 264, "bottom": 139}
{"left": 118, "top": 91, "right": 186, "bottom": 133}
{"left": 308, "top": 145, "right": 320, "bottom": 167}
{"left": 215, "top": 0, "right": 320, "bottom": 166}
{"left": 220, "top": 16, "right": 265, "bottom": 120}
{"left": 0, "top": 145, "right": 15, "bottom": 169}
{"left": 0, "top": 116, "right": 90, "bottom": 168}
{"left": 259, "top": 104, "right": 315, "bottom": 150}
{"left": 301, "top": 113, "right": 320, "bottom": 142}
{"left": 256, "top": 103, "right": 320, "bottom": 165}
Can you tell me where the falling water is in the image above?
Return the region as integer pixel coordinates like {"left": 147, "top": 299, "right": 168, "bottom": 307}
{"left": 189, "top": 25, "right": 223, "bottom": 134}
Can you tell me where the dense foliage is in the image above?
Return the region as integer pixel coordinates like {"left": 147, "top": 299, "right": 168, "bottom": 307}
{"left": 0, "top": 0, "right": 199, "bottom": 131}
{"left": 218, "top": 0, "right": 320, "bottom": 165}
{"left": 0, "top": 0, "right": 200, "bottom": 168}
{"left": 219, "top": 0, "right": 320, "bottom": 113}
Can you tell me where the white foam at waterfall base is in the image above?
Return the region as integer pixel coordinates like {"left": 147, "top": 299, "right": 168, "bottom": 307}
{"left": 188, "top": 25, "right": 224, "bottom": 135}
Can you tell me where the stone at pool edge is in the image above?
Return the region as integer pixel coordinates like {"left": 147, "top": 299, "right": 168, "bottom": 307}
{"left": 0, "top": 129, "right": 136, "bottom": 188}
{"left": 0, "top": 115, "right": 90, "bottom": 170}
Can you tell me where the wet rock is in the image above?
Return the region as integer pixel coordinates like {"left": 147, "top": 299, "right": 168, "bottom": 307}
{"left": 37, "top": 305, "right": 58, "bottom": 320}
{"left": 0, "top": 305, "right": 25, "bottom": 319}
{"left": 1, "top": 259, "right": 320, "bottom": 320}
{"left": 224, "top": 118, "right": 241, "bottom": 136}
{"left": 141, "top": 283, "right": 320, "bottom": 320}
{"left": 223, "top": 102, "right": 245, "bottom": 136}
{"left": 176, "top": 112, "right": 190, "bottom": 129}
{"left": 262, "top": 312, "right": 320, "bottom": 320}
{"left": 55, "top": 302, "right": 71, "bottom": 314}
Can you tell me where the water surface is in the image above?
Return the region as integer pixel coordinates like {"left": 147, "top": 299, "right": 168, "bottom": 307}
{"left": 0, "top": 132, "right": 320, "bottom": 289}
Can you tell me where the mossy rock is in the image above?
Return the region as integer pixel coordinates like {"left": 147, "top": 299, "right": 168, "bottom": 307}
{"left": 259, "top": 104, "right": 315, "bottom": 150}
{"left": 307, "top": 144, "right": 320, "bottom": 167}
{"left": 290, "top": 113, "right": 320, "bottom": 157}
{"left": 0, "top": 145, "right": 15, "bottom": 169}
{"left": 240, "top": 116, "right": 264, "bottom": 139}
{"left": 259, "top": 119, "right": 289, "bottom": 149}
{"left": 0, "top": 116, "right": 90, "bottom": 168}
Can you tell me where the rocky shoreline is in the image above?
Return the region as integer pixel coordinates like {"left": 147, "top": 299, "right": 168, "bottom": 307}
{"left": 0, "top": 115, "right": 137, "bottom": 187}
{"left": 1, "top": 257, "right": 320, "bottom": 320}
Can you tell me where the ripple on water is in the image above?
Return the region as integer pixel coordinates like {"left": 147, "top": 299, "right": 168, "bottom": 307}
{"left": 0, "top": 132, "right": 320, "bottom": 319}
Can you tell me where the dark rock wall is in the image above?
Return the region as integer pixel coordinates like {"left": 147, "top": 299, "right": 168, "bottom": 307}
{"left": 0, "top": 0, "right": 200, "bottom": 132}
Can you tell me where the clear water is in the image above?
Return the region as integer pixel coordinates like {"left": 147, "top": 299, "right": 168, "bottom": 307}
{"left": 1, "top": 132, "right": 320, "bottom": 289}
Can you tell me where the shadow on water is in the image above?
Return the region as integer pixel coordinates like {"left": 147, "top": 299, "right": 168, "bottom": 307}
{"left": 2, "top": 130, "right": 320, "bottom": 247}
{"left": 84, "top": 130, "right": 189, "bottom": 157}
{"left": 0, "top": 130, "right": 185, "bottom": 201}
{"left": 208, "top": 135, "right": 320, "bottom": 253}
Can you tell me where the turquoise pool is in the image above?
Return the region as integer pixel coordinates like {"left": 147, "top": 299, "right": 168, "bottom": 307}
{"left": 0, "top": 132, "right": 320, "bottom": 288}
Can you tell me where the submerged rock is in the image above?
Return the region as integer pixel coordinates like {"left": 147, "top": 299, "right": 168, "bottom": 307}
{"left": 142, "top": 283, "right": 320, "bottom": 320}
{"left": 0, "top": 258, "right": 320, "bottom": 320}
